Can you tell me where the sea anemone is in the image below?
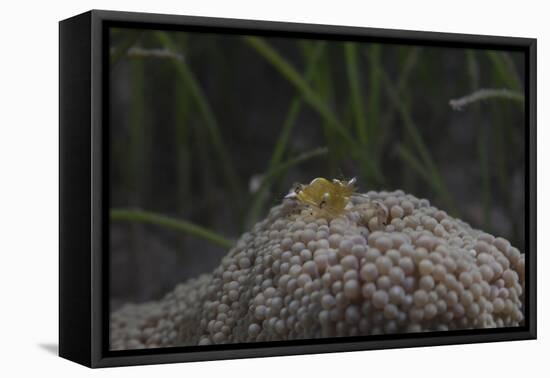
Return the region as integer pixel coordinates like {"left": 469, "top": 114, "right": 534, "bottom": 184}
{"left": 110, "top": 189, "right": 525, "bottom": 350}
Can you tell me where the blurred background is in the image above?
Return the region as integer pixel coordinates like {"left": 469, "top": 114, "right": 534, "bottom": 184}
{"left": 108, "top": 27, "right": 526, "bottom": 309}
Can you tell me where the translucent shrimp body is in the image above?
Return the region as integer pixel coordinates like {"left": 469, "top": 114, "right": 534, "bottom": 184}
{"left": 286, "top": 177, "right": 357, "bottom": 218}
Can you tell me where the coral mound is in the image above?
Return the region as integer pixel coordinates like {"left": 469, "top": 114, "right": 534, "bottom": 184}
{"left": 110, "top": 190, "right": 525, "bottom": 350}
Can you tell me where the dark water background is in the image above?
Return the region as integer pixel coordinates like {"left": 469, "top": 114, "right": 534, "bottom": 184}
{"left": 108, "top": 27, "right": 526, "bottom": 308}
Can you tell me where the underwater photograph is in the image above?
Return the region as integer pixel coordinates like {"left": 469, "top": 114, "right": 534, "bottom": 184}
{"left": 107, "top": 27, "right": 527, "bottom": 350}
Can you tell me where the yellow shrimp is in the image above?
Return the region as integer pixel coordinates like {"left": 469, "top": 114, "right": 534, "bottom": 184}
{"left": 285, "top": 177, "right": 357, "bottom": 218}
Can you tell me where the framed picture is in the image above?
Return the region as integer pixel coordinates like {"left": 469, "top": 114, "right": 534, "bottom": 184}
{"left": 59, "top": 9, "right": 537, "bottom": 368}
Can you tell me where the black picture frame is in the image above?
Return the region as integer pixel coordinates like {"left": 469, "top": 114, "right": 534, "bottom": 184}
{"left": 59, "top": 9, "right": 537, "bottom": 368}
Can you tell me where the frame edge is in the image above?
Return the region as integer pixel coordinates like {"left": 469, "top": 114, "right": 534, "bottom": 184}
{"left": 59, "top": 11, "right": 94, "bottom": 368}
